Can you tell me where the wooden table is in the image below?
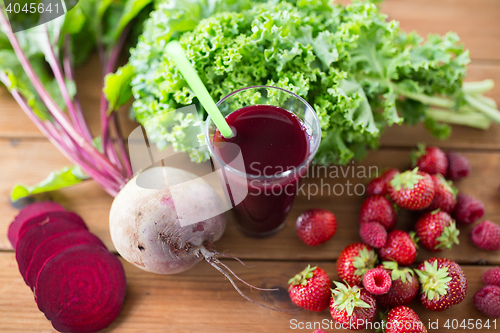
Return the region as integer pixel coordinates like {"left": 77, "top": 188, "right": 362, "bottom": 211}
{"left": 1, "top": 0, "right": 500, "bottom": 332}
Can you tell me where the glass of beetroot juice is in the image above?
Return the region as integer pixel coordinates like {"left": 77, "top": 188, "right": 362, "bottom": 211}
{"left": 204, "top": 86, "right": 321, "bottom": 237}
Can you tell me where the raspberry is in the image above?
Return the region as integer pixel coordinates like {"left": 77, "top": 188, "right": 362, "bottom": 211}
{"left": 446, "top": 151, "right": 470, "bottom": 180}
{"left": 471, "top": 221, "right": 500, "bottom": 251}
{"left": 483, "top": 267, "right": 500, "bottom": 287}
{"left": 360, "top": 222, "right": 387, "bottom": 248}
{"left": 453, "top": 193, "right": 484, "bottom": 224}
{"left": 313, "top": 330, "right": 328, "bottom": 333}
{"left": 473, "top": 285, "right": 500, "bottom": 318}
{"left": 362, "top": 268, "right": 392, "bottom": 295}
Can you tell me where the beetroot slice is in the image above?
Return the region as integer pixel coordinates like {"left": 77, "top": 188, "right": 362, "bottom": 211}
{"left": 35, "top": 244, "right": 126, "bottom": 333}
{"left": 8, "top": 201, "right": 65, "bottom": 248}
{"left": 18, "top": 211, "right": 87, "bottom": 240}
{"left": 25, "top": 230, "right": 106, "bottom": 290}
{"left": 16, "top": 217, "right": 88, "bottom": 282}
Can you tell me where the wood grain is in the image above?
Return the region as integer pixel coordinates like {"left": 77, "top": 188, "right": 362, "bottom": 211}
{"left": 0, "top": 252, "right": 494, "bottom": 333}
{"left": 1, "top": 0, "right": 500, "bottom": 332}
{"left": 1, "top": 141, "right": 500, "bottom": 266}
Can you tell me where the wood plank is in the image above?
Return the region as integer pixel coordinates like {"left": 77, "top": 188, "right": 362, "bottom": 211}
{"left": 381, "top": 0, "right": 500, "bottom": 61}
{"left": 0, "top": 252, "right": 494, "bottom": 333}
{"left": 1, "top": 140, "right": 500, "bottom": 266}
{"left": 0, "top": 140, "right": 115, "bottom": 251}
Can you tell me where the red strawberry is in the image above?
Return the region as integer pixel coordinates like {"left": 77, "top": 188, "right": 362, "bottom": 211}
{"left": 359, "top": 222, "right": 387, "bottom": 248}
{"left": 296, "top": 209, "right": 337, "bottom": 246}
{"left": 375, "top": 261, "right": 419, "bottom": 309}
{"left": 362, "top": 268, "right": 391, "bottom": 295}
{"left": 330, "top": 282, "right": 376, "bottom": 330}
{"left": 415, "top": 210, "right": 459, "bottom": 252}
{"left": 483, "top": 267, "right": 500, "bottom": 286}
{"left": 427, "top": 174, "right": 457, "bottom": 213}
{"left": 366, "top": 177, "right": 386, "bottom": 197}
{"left": 366, "top": 169, "right": 400, "bottom": 197}
{"left": 446, "top": 151, "right": 470, "bottom": 180}
{"left": 473, "top": 285, "right": 500, "bottom": 318}
{"left": 411, "top": 144, "right": 448, "bottom": 176}
{"left": 416, "top": 258, "right": 467, "bottom": 311}
{"left": 378, "top": 230, "right": 418, "bottom": 266}
{"left": 312, "top": 330, "right": 328, "bottom": 333}
{"left": 288, "top": 265, "right": 331, "bottom": 312}
{"left": 359, "top": 196, "right": 397, "bottom": 230}
{"left": 471, "top": 220, "right": 500, "bottom": 251}
{"left": 453, "top": 193, "right": 484, "bottom": 224}
{"left": 337, "top": 243, "right": 378, "bottom": 286}
{"left": 388, "top": 168, "right": 435, "bottom": 210}
{"left": 385, "top": 305, "right": 428, "bottom": 333}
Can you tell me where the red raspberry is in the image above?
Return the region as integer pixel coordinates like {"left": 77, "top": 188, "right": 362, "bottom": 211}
{"left": 471, "top": 221, "right": 500, "bottom": 251}
{"left": 296, "top": 209, "right": 337, "bottom": 246}
{"left": 483, "top": 268, "right": 500, "bottom": 286}
{"left": 446, "top": 151, "right": 470, "bottom": 180}
{"left": 454, "top": 193, "right": 484, "bottom": 224}
{"left": 362, "top": 268, "right": 392, "bottom": 295}
{"left": 360, "top": 222, "right": 387, "bottom": 248}
{"left": 473, "top": 285, "right": 500, "bottom": 318}
{"left": 313, "top": 330, "right": 328, "bottom": 333}
{"left": 359, "top": 196, "right": 397, "bottom": 230}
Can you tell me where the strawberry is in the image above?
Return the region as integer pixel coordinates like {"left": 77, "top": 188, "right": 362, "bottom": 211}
{"left": 446, "top": 151, "right": 470, "bottom": 180}
{"left": 473, "top": 285, "right": 500, "bottom": 318}
{"left": 366, "top": 169, "right": 400, "bottom": 197}
{"left": 375, "top": 261, "right": 419, "bottom": 309}
{"left": 378, "top": 230, "right": 418, "bottom": 266}
{"left": 337, "top": 243, "right": 378, "bottom": 286}
{"left": 471, "top": 220, "right": 500, "bottom": 251}
{"left": 366, "top": 177, "right": 386, "bottom": 197}
{"left": 288, "top": 265, "right": 331, "bottom": 312}
{"left": 296, "top": 209, "right": 337, "bottom": 246}
{"left": 385, "top": 305, "right": 428, "bottom": 333}
{"left": 453, "top": 193, "right": 484, "bottom": 224}
{"left": 416, "top": 258, "right": 467, "bottom": 311}
{"left": 411, "top": 144, "right": 448, "bottom": 176}
{"left": 329, "top": 281, "right": 376, "bottom": 330}
{"left": 427, "top": 174, "right": 457, "bottom": 213}
{"left": 415, "top": 210, "right": 459, "bottom": 252}
{"left": 312, "top": 330, "right": 328, "bottom": 333}
{"left": 388, "top": 168, "right": 435, "bottom": 210}
{"left": 483, "top": 267, "right": 500, "bottom": 286}
{"left": 359, "top": 196, "right": 397, "bottom": 230}
{"left": 359, "top": 222, "right": 387, "bottom": 248}
{"left": 362, "top": 268, "right": 391, "bottom": 295}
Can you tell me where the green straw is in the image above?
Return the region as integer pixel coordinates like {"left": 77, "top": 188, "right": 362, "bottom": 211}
{"left": 165, "top": 41, "right": 233, "bottom": 138}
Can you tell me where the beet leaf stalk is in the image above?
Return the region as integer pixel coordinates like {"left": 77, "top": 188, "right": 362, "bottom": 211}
{"left": 0, "top": 1, "right": 153, "bottom": 200}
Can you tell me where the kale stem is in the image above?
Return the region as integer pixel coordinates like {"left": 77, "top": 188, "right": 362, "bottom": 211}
{"left": 465, "top": 95, "right": 500, "bottom": 124}
{"left": 462, "top": 79, "right": 495, "bottom": 95}
{"left": 425, "top": 107, "right": 491, "bottom": 130}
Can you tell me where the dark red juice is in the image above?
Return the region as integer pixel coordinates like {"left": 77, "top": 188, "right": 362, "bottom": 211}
{"left": 213, "top": 105, "right": 310, "bottom": 236}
